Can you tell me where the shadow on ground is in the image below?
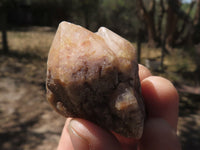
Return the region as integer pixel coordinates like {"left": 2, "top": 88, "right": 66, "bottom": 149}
{"left": 0, "top": 50, "right": 65, "bottom": 150}
{"left": 0, "top": 115, "right": 43, "bottom": 150}
{"left": 179, "top": 93, "right": 200, "bottom": 117}
{"left": 178, "top": 93, "right": 200, "bottom": 150}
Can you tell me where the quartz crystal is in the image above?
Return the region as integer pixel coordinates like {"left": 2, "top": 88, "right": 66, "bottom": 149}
{"left": 46, "top": 21, "right": 145, "bottom": 138}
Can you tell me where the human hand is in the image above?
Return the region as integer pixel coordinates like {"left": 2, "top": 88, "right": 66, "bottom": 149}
{"left": 57, "top": 64, "right": 181, "bottom": 150}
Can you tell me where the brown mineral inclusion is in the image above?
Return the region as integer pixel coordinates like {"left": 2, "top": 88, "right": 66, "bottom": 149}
{"left": 46, "top": 21, "right": 145, "bottom": 139}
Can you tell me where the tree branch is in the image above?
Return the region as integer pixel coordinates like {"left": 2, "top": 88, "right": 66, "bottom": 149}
{"left": 138, "top": 0, "right": 147, "bottom": 14}
{"left": 137, "top": 0, "right": 157, "bottom": 47}
{"left": 175, "top": 1, "right": 195, "bottom": 41}
{"left": 194, "top": 0, "right": 200, "bottom": 25}
{"left": 169, "top": 0, "right": 192, "bottom": 23}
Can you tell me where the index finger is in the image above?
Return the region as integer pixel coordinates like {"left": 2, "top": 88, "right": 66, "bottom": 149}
{"left": 139, "top": 64, "right": 179, "bottom": 130}
{"left": 138, "top": 64, "right": 152, "bottom": 81}
{"left": 141, "top": 76, "right": 179, "bottom": 130}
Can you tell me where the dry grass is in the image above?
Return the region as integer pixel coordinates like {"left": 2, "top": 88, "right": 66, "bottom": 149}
{"left": 136, "top": 43, "right": 197, "bottom": 84}
{"left": 139, "top": 44, "right": 196, "bottom": 72}
{"left": 0, "top": 27, "right": 55, "bottom": 57}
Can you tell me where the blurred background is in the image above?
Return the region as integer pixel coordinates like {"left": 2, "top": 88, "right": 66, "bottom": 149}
{"left": 0, "top": 0, "right": 199, "bottom": 149}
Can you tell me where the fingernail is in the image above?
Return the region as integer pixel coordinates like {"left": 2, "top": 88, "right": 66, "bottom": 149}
{"left": 68, "top": 119, "right": 90, "bottom": 150}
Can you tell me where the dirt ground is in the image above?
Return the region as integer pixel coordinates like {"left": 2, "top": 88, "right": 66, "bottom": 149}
{"left": 0, "top": 53, "right": 66, "bottom": 150}
{"left": 0, "top": 27, "right": 200, "bottom": 150}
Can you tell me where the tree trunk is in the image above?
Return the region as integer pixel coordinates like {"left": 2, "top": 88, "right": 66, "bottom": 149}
{"left": 137, "top": 28, "right": 142, "bottom": 63}
{"left": 1, "top": 11, "right": 9, "bottom": 53}
{"left": 161, "top": 35, "right": 166, "bottom": 72}
{"left": 137, "top": 0, "right": 157, "bottom": 47}
{"left": 193, "top": 0, "right": 200, "bottom": 44}
{"left": 157, "top": 0, "right": 165, "bottom": 44}
{"left": 165, "top": 0, "right": 179, "bottom": 50}
{"left": 146, "top": 15, "right": 156, "bottom": 47}
{"left": 194, "top": 0, "right": 200, "bottom": 26}
{"left": 174, "top": 1, "right": 195, "bottom": 45}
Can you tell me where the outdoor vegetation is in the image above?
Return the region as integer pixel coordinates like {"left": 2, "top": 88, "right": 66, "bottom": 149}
{"left": 0, "top": 0, "right": 200, "bottom": 150}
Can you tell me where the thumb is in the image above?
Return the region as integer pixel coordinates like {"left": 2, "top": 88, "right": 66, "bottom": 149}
{"left": 66, "top": 118, "right": 121, "bottom": 150}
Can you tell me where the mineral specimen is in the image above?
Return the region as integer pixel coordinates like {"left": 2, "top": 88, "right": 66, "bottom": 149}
{"left": 46, "top": 21, "right": 145, "bottom": 139}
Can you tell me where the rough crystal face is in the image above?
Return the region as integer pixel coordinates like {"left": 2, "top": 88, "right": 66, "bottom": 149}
{"left": 46, "top": 21, "right": 145, "bottom": 138}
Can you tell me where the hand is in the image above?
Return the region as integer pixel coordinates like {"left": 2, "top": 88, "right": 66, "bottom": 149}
{"left": 57, "top": 64, "right": 181, "bottom": 150}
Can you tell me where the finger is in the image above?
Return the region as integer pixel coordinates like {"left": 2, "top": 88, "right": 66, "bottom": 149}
{"left": 112, "top": 132, "right": 137, "bottom": 150}
{"left": 138, "top": 118, "right": 181, "bottom": 150}
{"left": 138, "top": 64, "right": 152, "bottom": 81}
{"left": 57, "top": 118, "right": 74, "bottom": 150}
{"left": 141, "top": 76, "right": 179, "bottom": 130}
{"left": 67, "top": 118, "right": 121, "bottom": 150}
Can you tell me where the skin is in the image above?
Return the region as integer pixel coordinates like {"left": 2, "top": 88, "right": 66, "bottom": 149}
{"left": 57, "top": 64, "right": 181, "bottom": 150}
